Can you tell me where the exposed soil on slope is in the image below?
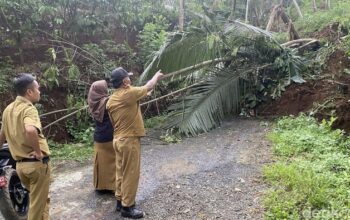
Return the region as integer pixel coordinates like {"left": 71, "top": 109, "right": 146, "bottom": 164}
{"left": 258, "top": 49, "right": 350, "bottom": 131}
{"left": 311, "top": 22, "right": 348, "bottom": 42}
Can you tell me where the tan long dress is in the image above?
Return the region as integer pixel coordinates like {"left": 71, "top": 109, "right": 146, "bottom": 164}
{"left": 93, "top": 141, "right": 116, "bottom": 191}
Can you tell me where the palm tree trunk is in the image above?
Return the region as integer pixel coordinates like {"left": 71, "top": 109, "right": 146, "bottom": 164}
{"left": 245, "top": 0, "right": 250, "bottom": 23}
{"left": 292, "top": 0, "right": 303, "bottom": 18}
{"left": 179, "top": 0, "right": 185, "bottom": 31}
{"left": 40, "top": 107, "right": 80, "bottom": 117}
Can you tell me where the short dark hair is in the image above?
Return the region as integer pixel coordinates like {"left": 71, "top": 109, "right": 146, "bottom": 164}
{"left": 110, "top": 67, "right": 129, "bottom": 88}
{"left": 13, "top": 73, "right": 36, "bottom": 96}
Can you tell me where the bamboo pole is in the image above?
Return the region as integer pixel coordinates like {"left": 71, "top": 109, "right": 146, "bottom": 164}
{"left": 40, "top": 107, "right": 80, "bottom": 117}
{"left": 43, "top": 106, "right": 88, "bottom": 130}
{"left": 42, "top": 82, "right": 202, "bottom": 130}
{"left": 162, "top": 57, "right": 230, "bottom": 80}
{"left": 140, "top": 82, "right": 202, "bottom": 106}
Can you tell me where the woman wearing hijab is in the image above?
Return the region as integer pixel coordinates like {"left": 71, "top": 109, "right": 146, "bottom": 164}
{"left": 87, "top": 80, "right": 116, "bottom": 192}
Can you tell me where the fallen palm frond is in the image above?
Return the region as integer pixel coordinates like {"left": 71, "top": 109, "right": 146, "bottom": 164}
{"left": 140, "top": 18, "right": 305, "bottom": 136}
{"left": 165, "top": 67, "right": 241, "bottom": 136}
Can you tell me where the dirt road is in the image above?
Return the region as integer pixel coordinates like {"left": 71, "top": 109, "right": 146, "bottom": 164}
{"left": 1, "top": 118, "right": 272, "bottom": 220}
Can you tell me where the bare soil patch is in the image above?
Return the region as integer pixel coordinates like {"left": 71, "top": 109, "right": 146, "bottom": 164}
{"left": 258, "top": 49, "right": 350, "bottom": 132}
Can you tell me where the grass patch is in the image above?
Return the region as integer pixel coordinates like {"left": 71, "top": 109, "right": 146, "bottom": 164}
{"left": 295, "top": 0, "right": 350, "bottom": 34}
{"left": 264, "top": 115, "right": 350, "bottom": 219}
{"left": 50, "top": 142, "right": 94, "bottom": 162}
{"left": 144, "top": 115, "right": 167, "bottom": 129}
{"left": 49, "top": 125, "right": 94, "bottom": 162}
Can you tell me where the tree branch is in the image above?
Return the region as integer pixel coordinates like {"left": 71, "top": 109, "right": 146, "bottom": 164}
{"left": 281, "top": 38, "right": 318, "bottom": 47}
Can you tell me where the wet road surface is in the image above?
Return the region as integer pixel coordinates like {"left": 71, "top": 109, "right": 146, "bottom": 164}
{"left": 1, "top": 118, "right": 272, "bottom": 220}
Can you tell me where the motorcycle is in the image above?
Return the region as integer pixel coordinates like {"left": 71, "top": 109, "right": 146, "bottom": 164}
{"left": 0, "top": 143, "right": 29, "bottom": 220}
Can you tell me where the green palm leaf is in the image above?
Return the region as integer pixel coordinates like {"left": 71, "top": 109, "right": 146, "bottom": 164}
{"left": 140, "top": 29, "right": 225, "bottom": 83}
{"left": 165, "top": 67, "right": 240, "bottom": 136}
{"left": 140, "top": 21, "right": 280, "bottom": 83}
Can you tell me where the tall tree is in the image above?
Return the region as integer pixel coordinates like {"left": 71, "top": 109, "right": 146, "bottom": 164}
{"left": 292, "top": 0, "right": 303, "bottom": 18}
{"left": 245, "top": 0, "right": 250, "bottom": 23}
{"left": 312, "top": 0, "right": 318, "bottom": 12}
{"left": 266, "top": 4, "right": 300, "bottom": 40}
{"left": 179, "top": 0, "right": 185, "bottom": 31}
{"left": 0, "top": 0, "right": 43, "bottom": 64}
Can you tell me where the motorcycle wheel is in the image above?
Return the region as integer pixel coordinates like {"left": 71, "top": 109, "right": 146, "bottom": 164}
{"left": 0, "top": 168, "right": 28, "bottom": 220}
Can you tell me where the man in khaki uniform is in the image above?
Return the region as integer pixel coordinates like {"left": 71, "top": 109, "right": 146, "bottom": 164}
{"left": 0, "top": 73, "right": 51, "bottom": 220}
{"left": 107, "top": 67, "right": 163, "bottom": 219}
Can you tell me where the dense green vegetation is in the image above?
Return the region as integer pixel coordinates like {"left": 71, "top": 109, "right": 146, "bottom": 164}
{"left": 1, "top": 0, "right": 302, "bottom": 143}
{"left": 296, "top": 0, "right": 350, "bottom": 34}
{"left": 264, "top": 115, "right": 350, "bottom": 219}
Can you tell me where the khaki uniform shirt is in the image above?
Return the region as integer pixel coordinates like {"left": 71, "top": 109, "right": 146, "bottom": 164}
{"left": 1, "top": 96, "right": 50, "bottom": 160}
{"left": 106, "top": 86, "right": 148, "bottom": 138}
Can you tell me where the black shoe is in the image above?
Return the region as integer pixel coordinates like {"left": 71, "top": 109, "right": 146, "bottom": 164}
{"left": 121, "top": 205, "right": 144, "bottom": 219}
{"left": 95, "top": 189, "right": 114, "bottom": 195}
{"left": 115, "top": 200, "right": 122, "bottom": 212}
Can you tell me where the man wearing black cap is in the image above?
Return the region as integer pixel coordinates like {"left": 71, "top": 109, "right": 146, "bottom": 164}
{"left": 106, "top": 67, "right": 163, "bottom": 219}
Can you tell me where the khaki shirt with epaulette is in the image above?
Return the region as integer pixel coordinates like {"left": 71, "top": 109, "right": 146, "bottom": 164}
{"left": 1, "top": 96, "right": 50, "bottom": 161}
{"left": 107, "top": 86, "right": 148, "bottom": 138}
